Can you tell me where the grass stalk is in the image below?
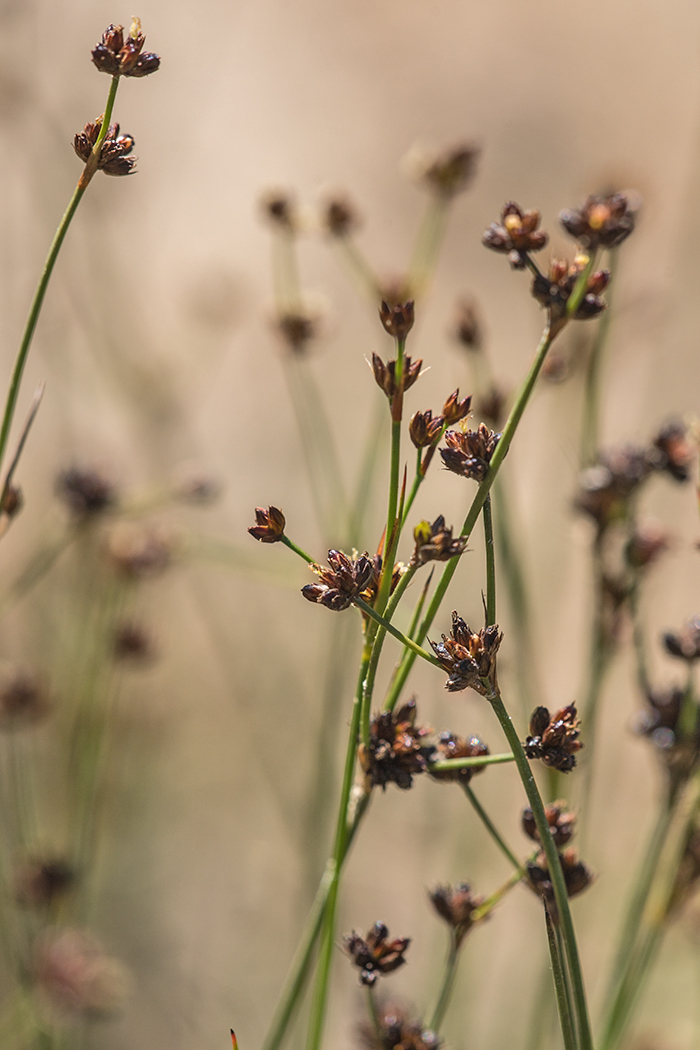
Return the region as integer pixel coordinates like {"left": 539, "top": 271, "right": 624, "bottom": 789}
{"left": 462, "top": 784, "right": 520, "bottom": 869}
{"left": 545, "top": 907, "right": 578, "bottom": 1050}
{"left": 429, "top": 935, "right": 459, "bottom": 1033}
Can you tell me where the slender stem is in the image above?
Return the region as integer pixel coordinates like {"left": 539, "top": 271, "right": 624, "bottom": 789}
{"left": 401, "top": 450, "right": 424, "bottom": 528}
{"left": 366, "top": 986, "right": 383, "bottom": 1040}
{"left": 408, "top": 195, "right": 450, "bottom": 297}
{"left": 545, "top": 907, "right": 578, "bottom": 1050}
{"left": 483, "top": 495, "right": 496, "bottom": 626}
{"left": 281, "top": 535, "right": 315, "bottom": 565}
{"left": 599, "top": 925, "right": 661, "bottom": 1050}
{"left": 580, "top": 251, "right": 617, "bottom": 467}
{"left": 486, "top": 686, "right": 592, "bottom": 1050}
{"left": 628, "top": 572, "right": 651, "bottom": 696}
{"left": 352, "top": 597, "right": 443, "bottom": 670}
{"left": 430, "top": 753, "right": 515, "bottom": 773}
{"left": 385, "top": 324, "right": 556, "bottom": 712}
{"left": 429, "top": 935, "right": 459, "bottom": 1033}
{"left": 473, "top": 865, "right": 526, "bottom": 921}
{"left": 348, "top": 395, "right": 386, "bottom": 547}
{"left": 462, "top": 783, "right": 520, "bottom": 868}
{"left": 305, "top": 655, "right": 368, "bottom": 1050}
{"left": 0, "top": 78, "right": 120, "bottom": 478}
{"left": 566, "top": 253, "right": 597, "bottom": 320}
{"left": 333, "top": 236, "right": 381, "bottom": 303}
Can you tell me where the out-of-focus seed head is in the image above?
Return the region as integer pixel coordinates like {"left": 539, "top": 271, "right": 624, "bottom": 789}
{"left": 663, "top": 618, "right": 700, "bottom": 662}
{"left": 649, "top": 421, "right": 694, "bottom": 483}
{"left": 379, "top": 299, "right": 415, "bottom": 341}
{"left": 429, "top": 731, "right": 490, "bottom": 786}
{"left": 34, "top": 928, "right": 129, "bottom": 1018}
{"left": 636, "top": 686, "right": 700, "bottom": 791}
{"left": 359, "top": 1003, "right": 439, "bottom": 1050}
{"left": 522, "top": 802, "right": 576, "bottom": 847}
{"left": 274, "top": 306, "right": 323, "bottom": 354}
{"left": 321, "top": 194, "right": 359, "bottom": 237}
{"left": 430, "top": 611, "right": 502, "bottom": 694}
{"left": 91, "top": 19, "right": 160, "bottom": 78}
{"left": 442, "top": 390, "right": 472, "bottom": 428}
{"left": 625, "top": 522, "right": 669, "bottom": 571}
{"left": 14, "top": 858, "right": 75, "bottom": 908}
{"left": 411, "top": 516, "right": 467, "bottom": 567}
{"left": 475, "top": 386, "right": 507, "bottom": 429}
{"left": 429, "top": 883, "right": 484, "bottom": 946}
{"left": 358, "top": 698, "right": 435, "bottom": 791}
{"left": 440, "top": 424, "right": 500, "bottom": 483}
{"left": 1, "top": 483, "right": 23, "bottom": 520}
{"left": 574, "top": 447, "right": 652, "bottom": 531}
{"left": 302, "top": 549, "right": 375, "bottom": 612}
{"left": 105, "top": 523, "right": 176, "bottom": 578}
{"left": 409, "top": 410, "right": 444, "bottom": 449}
{"left": 527, "top": 849, "right": 593, "bottom": 921}
{"left": 248, "top": 506, "right": 286, "bottom": 544}
{"left": 171, "top": 467, "right": 221, "bottom": 506}
{"left": 532, "top": 257, "right": 610, "bottom": 326}
{"left": 524, "top": 705, "right": 582, "bottom": 773}
{"left": 453, "top": 299, "right": 482, "bottom": 351}
{"left": 560, "top": 192, "right": 639, "bottom": 251}
{"left": 260, "top": 190, "right": 297, "bottom": 230}
{"left": 0, "top": 674, "right": 51, "bottom": 730}
{"left": 482, "top": 201, "right": 548, "bottom": 269}
{"left": 343, "top": 922, "right": 410, "bottom": 986}
{"left": 56, "top": 467, "right": 116, "bottom": 517}
{"left": 113, "top": 622, "right": 156, "bottom": 663}
{"left": 415, "top": 143, "right": 480, "bottom": 198}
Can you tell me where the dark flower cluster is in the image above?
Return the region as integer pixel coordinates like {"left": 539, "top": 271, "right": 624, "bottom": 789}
{"left": 302, "top": 550, "right": 374, "bottom": 612}
{"left": 410, "top": 517, "right": 468, "bottom": 567}
{"left": 531, "top": 258, "right": 610, "bottom": 325}
{"left": 409, "top": 410, "right": 443, "bottom": 449}
{"left": 428, "top": 883, "right": 484, "bottom": 946}
{"left": 359, "top": 1004, "right": 439, "bottom": 1050}
{"left": 522, "top": 802, "right": 575, "bottom": 848}
{"left": 440, "top": 424, "right": 500, "bottom": 482}
{"left": 379, "top": 300, "right": 415, "bottom": 342}
{"left": 344, "top": 923, "right": 410, "bottom": 986}
{"left": 430, "top": 612, "right": 502, "bottom": 694}
{"left": 248, "top": 506, "right": 286, "bottom": 544}
{"left": 91, "top": 20, "right": 160, "bottom": 78}
{"left": 13, "top": 857, "right": 75, "bottom": 908}
{"left": 664, "top": 617, "right": 700, "bottom": 662}
{"left": 482, "top": 202, "right": 548, "bottom": 269}
{"left": 527, "top": 849, "right": 593, "bottom": 922}
{"left": 56, "top": 467, "right": 116, "bottom": 517}
{"left": 524, "top": 705, "right": 582, "bottom": 773}
{"left": 453, "top": 300, "right": 482, "bottom": 351}
{"left": 358, "top": 700, "right": 435, "bottom": 791}
{"left": 650, "top": 422, "right": 694, "bottom": 482}
{"left": 429, "top": 732, "right": 490, "bottom": 787}
{"left": 419, "top": 144, "right": 479, "bottom": 198}
{"left": 637, "top": 685, "right": 700, "bottom": 793}
{"left": 0, "top": 675, "right": 51, "bottom": 730}
{"left": 372, "top": 353, "right": 422, "bottom": 412}
{"left": 275, "top": 311, "right": 321, "bottom": 353}
{"left": 73, "top": 120, "right": 135, "bottom": 177}
{"left": 322, "top": 195, "right": 359, "bottom": 237}
{"left": 559, "top": 192, "right": 637, "bottom": 250}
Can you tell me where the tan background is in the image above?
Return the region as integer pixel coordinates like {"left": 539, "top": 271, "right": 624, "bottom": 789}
{"left": 1, "top": 0, "right": 700, "bottom": 1047}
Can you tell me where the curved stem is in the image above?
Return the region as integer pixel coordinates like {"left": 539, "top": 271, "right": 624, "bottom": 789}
{"left": 281, "top": 535, "right": 315, "bottom": 565}
{"left": 352, "top": 597, "right": 443, "bottom": 671}
{"left": 462, "top": 783, "right": 520, "bottom": 868}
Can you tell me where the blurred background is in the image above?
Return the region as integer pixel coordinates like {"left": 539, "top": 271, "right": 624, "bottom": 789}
{"left": 0, "top": 0, "right": 700, "bottom": 1047}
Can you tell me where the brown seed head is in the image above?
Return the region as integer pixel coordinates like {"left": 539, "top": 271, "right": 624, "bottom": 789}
{"left": 302, "top": 549, "right": 374, "bottom": 612}
{"left": 14, "top": 857, "right": 75, "bottom": 908}
{"left": 476, "top": 386, "right": 507, "bottom": 429}
{"left": 430, "top": 611, "right": 503, "bottom": 694}
{"left": 73, "top": 120, "right": 136, "bottom": 177}
{"left": 113, "top": 622, "right": 156, "bottom": 663}
{"left": 440, "top": 424, "right": 500, "bottom": 482}
{"left": 0, "top": 674, "right": 51, "bottom": 730}
{"left": 411, "top": 516, "right": 467, "bottom": 567}
{"left": 574, "top": 447, "right": 652, "bottom": 530}
{"left": 453, "top": 299, "right": 482, "bottom": 351}
{"left": 625, "top": 522, "right": 669, "bottom": 571}
{"left": 441, "top": 390, "right": 472, "bottom": 428}
{"left": 274, "top": 309, "right": 321, "bottom": 354}
{"left": 322, "top": 195, "right": 359, "bottom": 236}
{"left": 409, "top": 410, "right": 444, "bottom": 449}
{"left": 429, "top": 731, "right": 490, "bottom": 786}
{"left": 532, "top": 257, "right": 610, "bottom": 325}
{"left": 419, "top": 144, "right": 479, "bottom": 198}
{"left": 482, "top": 201, "right": 548, "bottom": 269}
{"left": 379, "top": 300, "right": 415, "bottom": 341}
{"left": 372, "top": 352, "right": 422, "bottom": 402}
{"left": 664, "top": 617, "right": 700, "bottom": 662}
{"left": 1, "top": 483, "right": 23, "bottom": 520}
{"left": 358, "top": 698, "right": 434, "bottom": 791}
{"left": 524, "top": 705, "right": 582, "bottom": 773}
{"left": 635, "top": 686, "right": 700, "bottom": 791}
{"left": 91, "top": 18, "right": 160, "bottom": 78}
{"left": 527, "top": 849, "right": 593, "bottom": 920}
{"left": 429, "top": 883, "right": 484, "bottom": 945}
{"left": 649, "top": 421, "right": 694, "bottom": 483}
{"left": 359, "top": 1003, "right": 439, "bottom": 1050}
{"left": 522, "top": 802, "right": 576, "bottom": 847}
{"left": 343, "top": 922, "right": 410, "bottom": 986}
{"left": 560, "top": 192, "right": 638, "bottom": 250}
{"left": 106, "top": 523, "right": 176, "bottom": 578}
{"left": 260, "top": 191, "right": 297, "bottom": 229}
{"left": 248, "top": 506, "right": 286, "bottom": 544}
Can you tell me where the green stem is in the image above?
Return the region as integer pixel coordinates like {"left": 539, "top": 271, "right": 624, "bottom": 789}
{"left": 430, "top": 753, "right": 515, "bottom": 774}
{"left": 348, "top": 395, "right": 386, "bottom": 547}
{"left": 486, "top": 686, "right": 592, "bottom": 1050}
{"left": 566, "top": 253, "right": 597, "bottom": 320}
{"left": 384, "top": 324, "right": 556, "bottom": 712}
{"left": 408, "top": 195, "right": 450, "bottom": 297}
{"left": 483, "top": 494, "right": 496, "bottom": 626}
{"left": 462, "top": 783, "right": 520, "bottom": 868}
{"left": 281, "top": 535, "right": 315, "bottom": 565}
{"left": 429, "top": 935, "right": 459, "bottom": 1033}
{"left": 305, "top": 655, "right": 368, "bottom": 1050}
{"left": 545, "top": 907, "right": 577, "bottom": 1050}
{"left": 366, "top": 986, "right": 383, "bottom": 1040}
{"left": 352, "top": 597, "right": 443, "bottom": 671}
{"left": 334, "top": 236, "right": 381, "bottom": 303}
{"left": 0, "top": 75, "right": 119, "bottom": 477}
{"left": 580, "top": 251, "right": 617, "bottom": 467}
